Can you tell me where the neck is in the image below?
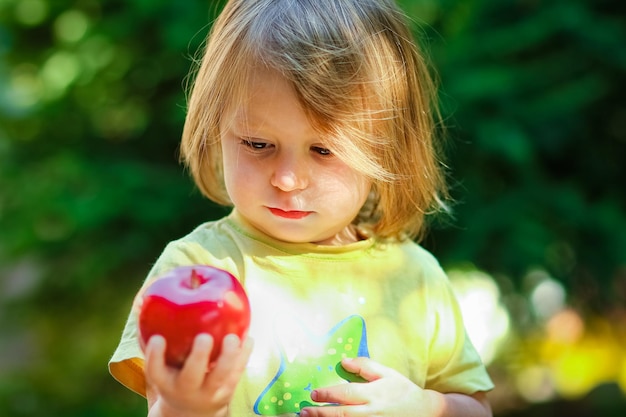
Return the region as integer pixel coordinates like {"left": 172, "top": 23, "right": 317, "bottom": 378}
{"left": 314, "top": 224, "right": 363, "bottom": 246}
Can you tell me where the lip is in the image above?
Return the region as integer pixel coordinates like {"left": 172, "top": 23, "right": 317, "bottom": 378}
{"left": 268, "top": 207, "right": 312, "bottom": 219}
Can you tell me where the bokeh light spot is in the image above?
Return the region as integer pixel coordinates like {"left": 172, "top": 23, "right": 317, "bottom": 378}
{"left": 40, "top": 51, "right": 81, "bottom": 98}
{"left": 530, "top": 276, "right": 566, "bottom": 320}
{"left": 54, "top": 10, "right": 90, "bottom": 43}
{"left": 545, "top": 308, "right": 584, "bottom": 344}
{"left": 515, "top": 365, "right": 555, "bottom": 403}
{"left": 6, "top": 64, "right": 43, "bottom": 113}
{"left": 14, "top": 0, "right": 49, "bottom": 26}
{"left": 448, "top": 268, "right": 510, "bottom": 365}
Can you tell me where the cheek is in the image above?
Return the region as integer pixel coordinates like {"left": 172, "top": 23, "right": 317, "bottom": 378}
{"left": 222, "top": 147, "right": 245, "bottom": 196}
{"left": 319, "top": 168, "right": 372, "bottom": 206}
{"left": 354, "top": 178, "right": 373, "bottom": 208}
{"left": 223, "top": 151, "right": 263, "bottom": 196}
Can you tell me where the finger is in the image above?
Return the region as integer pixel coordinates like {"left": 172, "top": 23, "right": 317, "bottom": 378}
{"left": 211, "top": 334, "right": 242, "bottom": 370}
{"left": 237, "top": 336, "right": 254, "bottom": 373}
{"left": 210, "top": 334, "right": 251, "bottom": 377}
{"left": 340, "top": 357, "right": 387, "bottom": 382}
{"left": 311, "top": 381, "right": 368, "bottom": 406}
{"left": 226, "top": 335, "right": 254, "bottom": 382}
{"left": 235, "top": 335, "right": 254, "bottom": 370}
{"left": 144, "top": 335, "right": 168, "bottom": 387}
{"left": 205, "top": 334, "right": 253, "bottom": 392}
{"left": 178, "top": 333, "right": 214, "bottom": 388}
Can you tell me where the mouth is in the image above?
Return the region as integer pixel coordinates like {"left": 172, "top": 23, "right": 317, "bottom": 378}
{"left": 268, "top": 207, "right": 312, "bottom": 219}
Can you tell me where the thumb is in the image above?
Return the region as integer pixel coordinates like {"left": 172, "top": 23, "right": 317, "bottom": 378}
{"left": 340, "top": 357, "right": 390, "bottom": 382}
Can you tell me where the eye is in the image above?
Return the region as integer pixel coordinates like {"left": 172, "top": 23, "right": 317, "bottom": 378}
{"left": 312, "top": 146, "right": 332, "bottom": 156}
{"left": 241, "top": 139, "right": 269, "bottom": 149}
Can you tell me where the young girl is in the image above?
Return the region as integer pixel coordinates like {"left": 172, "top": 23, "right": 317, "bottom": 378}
{"left": 109, "top": 0, "right": 494, "bottom": 416}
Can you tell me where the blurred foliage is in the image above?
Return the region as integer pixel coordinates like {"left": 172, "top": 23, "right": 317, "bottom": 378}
{"left": 419, "top": 0, "right": 626, "bottom": 315}
{"left": 0, "top": 0, "right": 624, "bottom": 416}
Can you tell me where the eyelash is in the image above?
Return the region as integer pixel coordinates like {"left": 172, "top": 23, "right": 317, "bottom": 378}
{"left": 240, "top": 139, "right": 269, "bottom": 149}
{"left": 312, "top": 146, "right": 332, "bottom": 156}
{"left": 240, "top": 139, "right": 332, "bottom": 157}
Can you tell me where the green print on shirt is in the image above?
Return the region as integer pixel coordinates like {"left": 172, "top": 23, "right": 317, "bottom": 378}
{"left": 253, "top": 315, "right": 369, "bottom": 415}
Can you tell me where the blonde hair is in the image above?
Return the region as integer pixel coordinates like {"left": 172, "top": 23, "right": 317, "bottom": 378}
{"left": 180, "top": 0, "right": 449, "bottom": 241}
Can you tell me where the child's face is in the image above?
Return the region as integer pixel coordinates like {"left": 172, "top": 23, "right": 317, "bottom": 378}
{"left": 220, "top": 68, "right": 372, "bottom": 245}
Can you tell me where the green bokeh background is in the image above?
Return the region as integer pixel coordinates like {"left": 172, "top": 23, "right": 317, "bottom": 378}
{"left": 0, "top": 0, "right": 624, "bottom": 416}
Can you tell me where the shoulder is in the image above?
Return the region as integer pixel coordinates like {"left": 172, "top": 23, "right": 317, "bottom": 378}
{"left": 391, "top": 238, "right": 448, "bottom": 281}
{"left": 400, "top": 239, "right": 441, "bottom": 265}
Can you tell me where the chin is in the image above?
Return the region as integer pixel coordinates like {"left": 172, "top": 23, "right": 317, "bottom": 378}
{"left": 266, "top": 227, "right": 325, "bottom": 244}
{"left": 271, "top": 232, "right": 319, "bottom": 244}
{"left": 246, "top": 213, "right": 335, "bottom": 244}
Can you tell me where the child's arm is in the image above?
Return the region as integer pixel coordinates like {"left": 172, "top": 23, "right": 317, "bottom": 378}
{"left": 144, "top": 333, "right": 253, "bottom": 417}
{"left": 301, "top": 357, "right": 492, "bottom": 417}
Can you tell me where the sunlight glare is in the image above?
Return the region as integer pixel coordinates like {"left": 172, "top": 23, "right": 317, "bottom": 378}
{"left": 447, "top": 268, "right": 510, "bottom": 365}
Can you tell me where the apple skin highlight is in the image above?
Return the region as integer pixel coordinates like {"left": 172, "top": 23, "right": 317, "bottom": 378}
{"left": 138, "top": 265, "right": 251, "bottom": 368}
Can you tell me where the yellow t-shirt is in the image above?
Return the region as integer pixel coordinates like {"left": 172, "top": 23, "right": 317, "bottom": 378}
{"left": 109, "top": 210, "right": 493, "bottom": 415}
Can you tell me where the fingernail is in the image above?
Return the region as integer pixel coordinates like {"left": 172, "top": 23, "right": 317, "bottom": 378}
{"left": 310, "top": 390, "right": 318, "bottom": 401}
{"left": 300, "top": 410, "right": 309, "bottom": 417}
{"left": 223, "top": 333, "right": 239, "bottom": 345}
{"left": 195, "top": 333, "right": 212, "bottom": 346}
{"left": 149, "top": 335, "right": 165, "bottom": 348}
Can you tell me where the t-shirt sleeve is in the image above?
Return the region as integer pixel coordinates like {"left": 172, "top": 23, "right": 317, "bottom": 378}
{"left": 107, "top": 238, "right": 221, "bottom": 397}
{"left": 108, "top": 302, "right": 146, "bottom": 397}
{"left": 423, "top": 264, "right": 494, "bottom": 394}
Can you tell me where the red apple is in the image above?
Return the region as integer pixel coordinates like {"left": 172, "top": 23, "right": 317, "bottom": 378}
{"left": 138, "top": 265, "right": 251, "bottom": 368}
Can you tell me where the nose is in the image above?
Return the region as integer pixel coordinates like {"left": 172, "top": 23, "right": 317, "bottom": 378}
{"left": 270, "top": 153, "right": 308, "bottom": 192}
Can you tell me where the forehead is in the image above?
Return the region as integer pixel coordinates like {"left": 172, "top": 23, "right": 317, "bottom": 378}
{"left": 223, "top": 67, "right": 321, "bottom": 137}
{"left": 226, "top": 68, "right": 289, "bottom": 117}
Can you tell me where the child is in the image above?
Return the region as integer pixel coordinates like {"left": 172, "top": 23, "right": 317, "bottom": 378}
{"left": 109, "top": 0, "right": 494, "bottom": 416}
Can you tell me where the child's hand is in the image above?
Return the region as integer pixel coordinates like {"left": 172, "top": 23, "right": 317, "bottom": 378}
{"left": 299, "top": 356, "right": 431, "bottom": 417}
{"left": 301, "top": 357, "right": 490, "bottom": 417}
{"left": 144, "top": 333, "right": 253, "bottom": 417}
